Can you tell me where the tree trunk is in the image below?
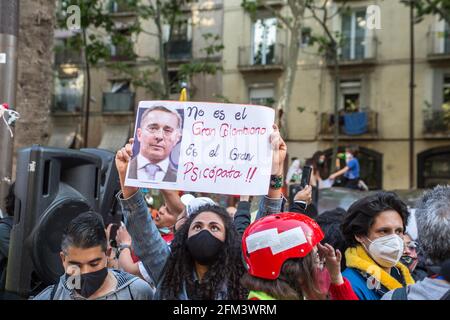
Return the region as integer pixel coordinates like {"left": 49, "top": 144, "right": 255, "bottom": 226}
{"left": 82, "top": 28, "right": 91, "bottom": 147}
{"left": 331, "top": 47, "right": 340, "bottom": 172}
{"left": 14, "top": 0, "right": 54, "bottom": 150}
{"left": 276, "top": 19, "right": 302, "bottom": 139}
{"left": 155, "top": 1, "right": 170, "bottom": 99}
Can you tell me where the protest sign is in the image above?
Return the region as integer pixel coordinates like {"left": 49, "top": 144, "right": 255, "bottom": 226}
{"left": 125, "top": 101, "right": 275, "bottom": 195}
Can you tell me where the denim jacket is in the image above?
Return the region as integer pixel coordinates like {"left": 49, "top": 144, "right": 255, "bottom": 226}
{"left": 117, "top": 191, "right": 283, "bottom": 300}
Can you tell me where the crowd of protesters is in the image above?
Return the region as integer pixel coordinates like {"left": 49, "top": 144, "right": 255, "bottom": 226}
{"left": 1, "top": 124, "right": 449, "bottom": 300}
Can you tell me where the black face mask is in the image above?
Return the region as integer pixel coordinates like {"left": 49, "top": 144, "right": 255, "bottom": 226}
{"left": 186, "top": 230, "right": 224, "bottom": 266}
{"left": 65, "top": 267, "right": 108, "bottom": 298}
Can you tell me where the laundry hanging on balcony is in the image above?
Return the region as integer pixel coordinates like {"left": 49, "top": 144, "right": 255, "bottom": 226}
{"left": 343, "top": 111, "right": 368, "bottom": 135}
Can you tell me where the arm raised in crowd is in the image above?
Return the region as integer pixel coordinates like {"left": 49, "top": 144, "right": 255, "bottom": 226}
{"left": 289, "top": 185, "right": 313, "bottom": 214}
{"left": 115, "top": 225, "right": 143, "bottom": 278}
{"left": 256, "top": 124, "right": 286, "bottom": 220}
{"left": 160, "top": 189, "right": 184, "bottom": 221}
{"left": 233, "top": 195, "right": 252, "bottom": 237}
{"left": 115, "top": 140, "right": 170, "bottom": 285}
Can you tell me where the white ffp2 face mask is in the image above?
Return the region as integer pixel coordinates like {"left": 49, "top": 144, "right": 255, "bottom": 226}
{"left": 365, "top": 234, "right": 404, "bottom": 268}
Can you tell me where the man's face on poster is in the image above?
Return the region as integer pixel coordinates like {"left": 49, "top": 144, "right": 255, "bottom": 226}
{"left": 137, "top": 109, "right": 181, "bottom": 163}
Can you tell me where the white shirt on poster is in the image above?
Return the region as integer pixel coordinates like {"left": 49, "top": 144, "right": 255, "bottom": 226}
{"left": 137, "top": 153, "right": 169, "bottom": 182}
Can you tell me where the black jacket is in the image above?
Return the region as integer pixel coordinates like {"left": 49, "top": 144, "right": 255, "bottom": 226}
{"left": 233, "top": 201, "right": 251, "bottom": 237}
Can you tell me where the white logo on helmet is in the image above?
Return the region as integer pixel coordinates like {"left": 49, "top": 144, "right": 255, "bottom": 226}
{"left": 246, "top": 227, "right": 307, "bottom": 255}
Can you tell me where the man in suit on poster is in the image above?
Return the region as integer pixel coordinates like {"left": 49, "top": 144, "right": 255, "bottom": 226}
{"left": 128, "top": 106, "right": 182, "bottom": 182}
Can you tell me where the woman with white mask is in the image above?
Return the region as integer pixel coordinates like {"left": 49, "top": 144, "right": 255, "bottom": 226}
{"left": 341, "top": 192, "right": 415, "bottom": 300}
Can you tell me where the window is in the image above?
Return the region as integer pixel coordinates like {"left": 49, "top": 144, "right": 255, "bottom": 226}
{"left": 435, "top": 21, "right": 450, "bottom": 54}
{"left": 341, "top": 8, "right": 367, "bottom": 60}
{"left": 324, "top": 147, "right": 383, "bottom": 190}
{"left": 171, "top": 19, "right": 189, "bottom": 41}
{"left": 301, "top": 27, "right": 312, "bottom": 48}
{"left": 169, "top": 70, "right": 182, "bottom": 94}
{"left": 54, "top": 37, "right": 82, "bottom": 66}
{"left": 445, "top": 23, "right": 450, "bottom": 54}
{"left": 249, "top": 87, "right": 275, "bottom": 107}
{"left": 163, "top": 18, "right": 192, "bottom": 60}
{"left": 252, "top": 17, "right": 277, "bottom": 65}
{"left": 110, "top": 29, "right": 134, "bottom": 61}
{"left": 53, "top": 73, "right": 84, "bottom": 113}
{"left": 103, "top": 81, "right": 134, "bottom": 112}
{"left": 443, "top": 76, "right": 450, "bottom": 108}
{"left": 111, "top": 81, "right": 131, "bottom": 93}
{"left": 109, "top": 0, "right": 134, "bottom": 13}
{"left": 340, "top": 80, "right": 361, "bottom": 112}
{"left": 418, "top": 147, "right": 450, "bottom": 188}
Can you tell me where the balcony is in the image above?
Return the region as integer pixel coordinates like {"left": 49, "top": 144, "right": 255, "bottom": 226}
{"left": 54, "top": 47, "right": 82, "bottom": 66}
{"left": 423, "top": 108, "right": 450, "bottom": 137}
{"left": 253, "top": 0, "right": 285, "bottom": 8}
{"left": 110, "top": 43, "right": 136, "bottom": 62}
{"left": 427, "top": 30, "right": 450, "bottom": 63}
{"left": 108, "top": 0, "right": 136, "bottom": 16}
{"left": 103, "top": 92, "right": 135, "bottom": 113}
{"left": 52, "top": 93, "right": 83, "bottom": 113}
{"left": 319, "top": 110, "right": 378, "bottom": 140}
{"left": 164, "top": 40, "right": 192, "bottom": 61}
{"left": 327, "top": 36, "right": 377, "bottom": 68}
{"left": 238, "top": 44, "right": 285, "bottom": 72}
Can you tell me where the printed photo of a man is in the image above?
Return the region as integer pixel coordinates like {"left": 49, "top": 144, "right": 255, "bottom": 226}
{"left": 128, "top": 105, "right": 183, "bottom": 183}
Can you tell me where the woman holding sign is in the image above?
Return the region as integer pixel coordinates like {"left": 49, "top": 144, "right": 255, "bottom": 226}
{"left": 114, "top": 125, "right": 287, "bottom": 300}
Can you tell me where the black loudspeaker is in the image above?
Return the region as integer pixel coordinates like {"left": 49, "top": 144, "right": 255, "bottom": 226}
{"left": 6, "top": 145, "right": 101, "bottom": 297}
{"left": 80, "top": 148, "right": 122, "bottom": 229}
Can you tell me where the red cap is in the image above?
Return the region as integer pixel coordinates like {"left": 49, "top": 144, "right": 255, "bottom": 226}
{"left": 1, "top": 103, "right": 9, "bottom": 109}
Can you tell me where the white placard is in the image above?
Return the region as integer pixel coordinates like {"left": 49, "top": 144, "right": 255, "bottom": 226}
{"left": 0, "top": 53, "right": 6, "bottom": 64}
{"left": 125, "top": 101, "right": 275, "bottom": 195}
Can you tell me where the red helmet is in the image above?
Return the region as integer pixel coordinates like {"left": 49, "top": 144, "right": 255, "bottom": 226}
{"left": 242, "top": 212, "right": 324, "bottom": 280}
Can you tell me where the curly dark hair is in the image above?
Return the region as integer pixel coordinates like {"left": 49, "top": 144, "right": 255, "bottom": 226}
{"left": 341, "top": 192, "right": 409, "bottom": 248}
{"left": 160, "top": 204, "right": 247, "bottom": 299}
{"left": 315, "top": 207, "right": 348, "bottom": 270}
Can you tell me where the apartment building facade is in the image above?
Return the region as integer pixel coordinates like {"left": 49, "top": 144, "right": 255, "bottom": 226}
{"left": 221, "top": 0, "right": 450, "bottom": 190}
{"left": 49, "top": 0, "right": 224, "bottom": 151}
{"left": 49, "top": 0, "right": 450, "bottom": 190}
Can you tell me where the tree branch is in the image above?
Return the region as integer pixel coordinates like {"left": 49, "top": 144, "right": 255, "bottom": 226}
{"left": 307, "top": 3, "right": 336, "bottom": 45}
{"left": 261, "top": 2, "right": 293, "bottom": 30}
{"left": 424, "top": 0, "right": 450, "bottom": 24}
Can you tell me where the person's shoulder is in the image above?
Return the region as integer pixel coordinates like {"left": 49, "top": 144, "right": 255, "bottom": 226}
{"left": 342, "top": 268, "right": 365, "bottom": 286}
{"left": 0, "top": 218, "right": 12, "bottom": 232}
{"left": 31, "top": 285, "right": 54, "bottom": 300}
{"left": 0, "top": 223, "right": 10, "bottom": 238}
{"left": 113, "top": 269, "right": 154, "bottom": 297}
{"left": 126, "top": 274, "right": 155, "bottom": 299}
{"left": 342, "top": 269, "right": 373, "bottom": 300}
{"left": 381, "top": 290, "right": 394, "bottom": 300}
